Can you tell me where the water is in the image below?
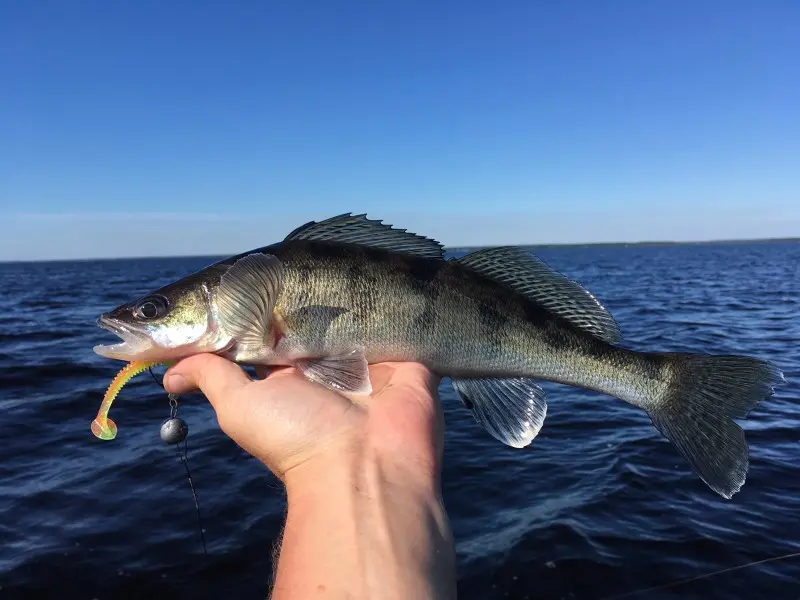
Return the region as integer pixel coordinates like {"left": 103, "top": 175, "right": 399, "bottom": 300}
{"left": 1, "top": 242, "right": 798, "bottom": 599}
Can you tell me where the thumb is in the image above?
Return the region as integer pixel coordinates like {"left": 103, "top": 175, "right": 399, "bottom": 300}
{"left": 163, "top": 353, "right": 252, "bottom": 413}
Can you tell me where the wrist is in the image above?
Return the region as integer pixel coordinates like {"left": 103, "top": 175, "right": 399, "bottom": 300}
{"left": 275, "top": 439, "right": 455, "bottom": 600}
{"left": 284, "top": 433, "right": 442, "bottom": 504}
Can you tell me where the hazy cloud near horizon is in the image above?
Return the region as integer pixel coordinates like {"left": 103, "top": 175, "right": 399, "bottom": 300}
{"left": 4, "top": 210, "right": 798, "bottom": 262}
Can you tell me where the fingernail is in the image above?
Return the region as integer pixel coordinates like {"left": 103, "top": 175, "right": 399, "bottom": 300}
{"left": 164, "top": 373, "right": 188, "bottom": 391}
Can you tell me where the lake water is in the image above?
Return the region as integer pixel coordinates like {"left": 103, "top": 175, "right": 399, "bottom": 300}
{"left": 1, "top": 241, "right": 798, "bottom": 599}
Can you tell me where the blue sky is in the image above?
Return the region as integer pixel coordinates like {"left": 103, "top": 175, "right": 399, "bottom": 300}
{"left": 2, "top": 1, "right": 798, "bottom": 260}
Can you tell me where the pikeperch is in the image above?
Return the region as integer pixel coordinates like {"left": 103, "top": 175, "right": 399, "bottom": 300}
{"left": 94, "top": 214, "right": 785, "bottom": 498}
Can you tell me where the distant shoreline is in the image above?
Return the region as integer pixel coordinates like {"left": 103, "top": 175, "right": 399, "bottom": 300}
{"left": 447, "top": 236, "right": 800, "bottom": 252}
{"left": 3, "top": 236, "right": 798, "bottom": 264}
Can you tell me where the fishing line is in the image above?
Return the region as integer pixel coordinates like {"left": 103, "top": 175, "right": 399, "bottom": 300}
{"left": 93, "top": 363, "right": 208, "bottom": 554}
{"left": 148, "top": 366, "right": 160, "bottom": 386}
{"left": 161, "top": 392, "right": 209, "bottom": 558}
{"left": 599, "top": 550, "right": 800, "bottom": 599}
{"left": 150, "top": 364, "right": 209, "bottom": 558}
{"left": 175, "top": 434, "right": 208, "bottom": 557}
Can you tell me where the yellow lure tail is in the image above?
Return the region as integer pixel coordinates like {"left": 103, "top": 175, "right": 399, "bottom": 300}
{"left": 91, "top": 360, "right": 173, "bottom": 440}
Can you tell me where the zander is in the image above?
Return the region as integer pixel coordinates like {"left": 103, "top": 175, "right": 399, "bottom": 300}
{"left": 94, "top": 214, "right": 785, "bottom": 498}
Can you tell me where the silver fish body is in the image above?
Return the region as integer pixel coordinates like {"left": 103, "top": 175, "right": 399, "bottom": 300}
{"left": 95, "top": 214, "right": 785, "bottom": 499}
{"left": 233, "top": 240, "right": 655, "bottom": 400}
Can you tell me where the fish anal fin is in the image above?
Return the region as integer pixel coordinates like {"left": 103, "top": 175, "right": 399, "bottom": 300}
{"left": 452, "top": 377, "right": 547, "bottom": 448}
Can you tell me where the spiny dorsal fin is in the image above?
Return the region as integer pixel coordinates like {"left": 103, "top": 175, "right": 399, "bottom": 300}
{"left": 457, "top": 246, "right": 622, "bottom": 343}
{"left": 284, "top": 213, "right": 445, "bottom": 259}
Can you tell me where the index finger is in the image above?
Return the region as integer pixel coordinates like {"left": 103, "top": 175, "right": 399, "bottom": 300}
{"left": 163, "top": 353, "right": 253, "bottom": 412}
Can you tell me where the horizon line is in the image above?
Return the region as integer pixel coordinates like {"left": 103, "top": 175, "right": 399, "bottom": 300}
{"left": 2, "top": 235, "right": 798, "bottom": 265}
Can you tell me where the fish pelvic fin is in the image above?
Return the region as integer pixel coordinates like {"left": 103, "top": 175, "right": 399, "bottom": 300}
{"left": 452, "top": 377, "right": 547, "bottom": 448}
{"left": 648, "top": 354, "right": 785, "bottom": 499}
{"left": 217, "top": 253, "right": 284, "bottom": 348}
{"left": 456, "top": 246, "right": 621, "bottom": 343}
{"left": 296, "top": 349, "right": 372, "bottom": 396}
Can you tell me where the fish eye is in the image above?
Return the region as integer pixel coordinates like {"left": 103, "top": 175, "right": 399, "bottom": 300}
{"left": 133, "top": 295, "right": 169, "bottom": 320}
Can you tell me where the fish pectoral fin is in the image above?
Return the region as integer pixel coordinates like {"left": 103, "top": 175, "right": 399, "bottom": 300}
{"left": 217, "top": 253, "right": 284, "bottom": 347}
{"left": 295, "top": 349, "right": 372, "bottom": 396}
{"left": 452, "top": 377, "right": 547, "bottom": 448}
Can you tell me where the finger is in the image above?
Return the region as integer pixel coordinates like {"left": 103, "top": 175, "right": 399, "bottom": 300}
{"left": 163, "top": 353, "right": 252, "bottom": 412}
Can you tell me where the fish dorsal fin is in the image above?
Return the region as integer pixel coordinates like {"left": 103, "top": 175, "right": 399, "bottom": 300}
{"left": 284, "top": 213, "right": 445, "bottom": 259}
{"left": 457, "top": 246, "right": 622, "bottom": 343}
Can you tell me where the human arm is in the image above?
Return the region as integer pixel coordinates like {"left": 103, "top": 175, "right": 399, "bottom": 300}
{"left": 164, "top": 357, "right": 457, "bottom": 600}
{"left": 277, "top": 441, "right": 455, "bottom": 599}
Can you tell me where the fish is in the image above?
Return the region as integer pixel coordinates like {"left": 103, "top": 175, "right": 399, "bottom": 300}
{"left": 94, "top": 213, "right": 785, "bottom": 498}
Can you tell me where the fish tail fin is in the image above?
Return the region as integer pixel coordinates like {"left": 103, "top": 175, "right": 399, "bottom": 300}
{"left": 647, "top": 354, "right": 784, "bottom": 498}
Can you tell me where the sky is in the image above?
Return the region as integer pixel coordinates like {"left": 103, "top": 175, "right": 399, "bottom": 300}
{"left": 1, "top": 1, "right": 799, "bottom": 261}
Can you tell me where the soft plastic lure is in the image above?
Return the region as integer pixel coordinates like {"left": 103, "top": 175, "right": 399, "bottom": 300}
{"left": 91, "top": 360, "right": 172, "bottom": 440}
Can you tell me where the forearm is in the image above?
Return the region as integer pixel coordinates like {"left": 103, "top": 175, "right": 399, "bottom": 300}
{"left": 270, "top": 448, "right": 457, "bottom": 600}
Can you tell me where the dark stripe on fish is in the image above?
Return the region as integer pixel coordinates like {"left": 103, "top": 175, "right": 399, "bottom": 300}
{"left": 478, "top": 299, "right": 506, "bottom": 360}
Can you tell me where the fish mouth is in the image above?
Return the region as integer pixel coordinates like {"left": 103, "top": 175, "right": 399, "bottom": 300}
{"left": 93, "top": 316, "right": 155, "bottom": 360}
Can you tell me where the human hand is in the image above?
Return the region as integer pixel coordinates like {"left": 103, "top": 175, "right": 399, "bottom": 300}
{"left": 164, "top": 355, "right": 456, "bottom": 600}
{"left": 163, "top": 355, "right": 445, "bottom": 492}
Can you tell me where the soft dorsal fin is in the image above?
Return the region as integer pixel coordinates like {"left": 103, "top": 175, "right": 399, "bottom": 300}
{"left": 457, "top": 246, "right": 622, "bottom": 343}
{"left": 284, "top": 213, "right": 445, "bottom": 259}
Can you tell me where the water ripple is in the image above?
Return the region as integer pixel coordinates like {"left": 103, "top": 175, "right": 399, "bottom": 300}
{"left": 1, "top": 242, "right": 799, "bottom": 599}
